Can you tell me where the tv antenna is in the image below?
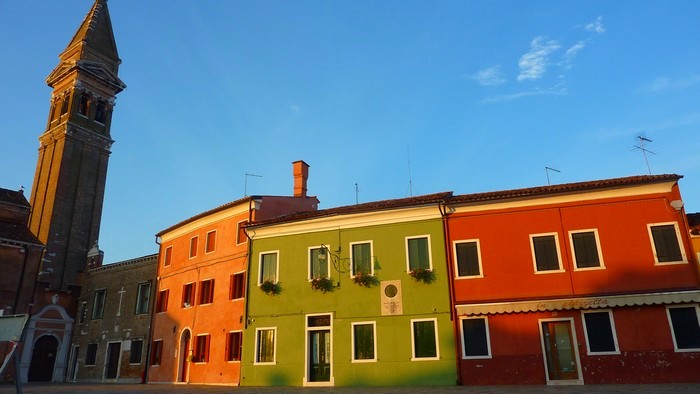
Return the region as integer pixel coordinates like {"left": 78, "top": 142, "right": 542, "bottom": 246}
{"left": 545, "top": 166, "right": 560, "bottom": 186}
{"left": 244, "top": 173, "right": 262, "bottom": 197}
{"left": 355, "top": 183, "right": 359, "bottom": 204}
{"left": 406, "top": 145, "right": 415, "bottom": 197}
{"left": 631, "top": 136, "right": 655, "bottom": 175}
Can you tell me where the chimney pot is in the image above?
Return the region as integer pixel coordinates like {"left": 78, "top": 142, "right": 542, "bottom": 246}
{"left": 293, "top": 160, "right": 309, "bottom": 198}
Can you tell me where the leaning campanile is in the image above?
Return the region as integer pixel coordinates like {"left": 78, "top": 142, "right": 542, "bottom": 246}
{"left": 28, "top": 0, "right": 125, "bottom": 291}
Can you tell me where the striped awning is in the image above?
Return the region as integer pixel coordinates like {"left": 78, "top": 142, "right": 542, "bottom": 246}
{"left": 455, "top": 290, "right": 700, "bottom": 316}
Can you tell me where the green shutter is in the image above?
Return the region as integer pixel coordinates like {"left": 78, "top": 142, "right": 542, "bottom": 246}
{"left": 353, "top": 243, "right": 371, "bottom": 274}
{"left": 408, "top": 237, "right": 430, "bottom": 270}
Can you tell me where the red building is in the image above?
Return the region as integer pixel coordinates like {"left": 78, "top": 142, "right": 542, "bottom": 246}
{"left": 445, "top": 175, "right": 700, "bottom": 385}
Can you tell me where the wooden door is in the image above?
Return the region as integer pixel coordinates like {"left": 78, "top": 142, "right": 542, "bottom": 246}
{"left": 541, "top": 321, "right": 579, "bottom": 381}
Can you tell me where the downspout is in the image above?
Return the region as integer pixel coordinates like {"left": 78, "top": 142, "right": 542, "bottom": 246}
{"left": 439, "top": 199, "right": 462, "bottom": 385}
{"left": 143, "top": 236, "right": 162, "bottom": 384}
{"left": 11, "top": 244, "right": 31, "bottom": 315}
{"left": 679, "top": 208, "right": 700, "bottom": 286}
{"left": 243, "top": 197, "right": 254, "bottom": 330}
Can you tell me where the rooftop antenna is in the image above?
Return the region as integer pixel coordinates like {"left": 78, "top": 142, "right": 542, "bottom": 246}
{"left": 244, "top": 173, "right": 262, "bottom": 197}
{"left": 406, "top": 145, "right": 414, "bottom": 197}
{"left": 545, "top": 166, "right": 560, "bottom": 186}
{"left": 631, "top": 135, "right": 655, "bottom": 175}
{"left": 355, "top": 183, "right": 359, "bottom": 205}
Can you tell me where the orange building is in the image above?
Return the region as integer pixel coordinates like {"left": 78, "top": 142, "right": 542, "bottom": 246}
{"left": 445, "top": 175, "right": 700, "bottom": 385}
{"left": 147, "top": 161, "right": 318, "bottom": 385}
{"left": 688, "top": 213, "right": 700, "bottom": 264}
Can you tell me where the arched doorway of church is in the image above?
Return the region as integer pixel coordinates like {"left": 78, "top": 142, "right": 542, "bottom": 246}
{"left": 28, "top": 335, "right": 59, "bottom": 382}
{"left": 178, "top": 329, "right": 191, "bottom": 382}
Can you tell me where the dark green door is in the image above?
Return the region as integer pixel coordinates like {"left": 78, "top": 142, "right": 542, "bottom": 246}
{"left": 308, "top": 330, "right": 330, "bottom": 382}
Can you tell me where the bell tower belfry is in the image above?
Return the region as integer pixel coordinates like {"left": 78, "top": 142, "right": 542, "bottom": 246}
{"left": 28, "top": 0, "right": 125, "bottom": 290}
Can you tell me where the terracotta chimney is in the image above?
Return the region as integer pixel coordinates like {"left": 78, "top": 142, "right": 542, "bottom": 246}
{"left": 293, "top": 160, "right": 309, "bottom": 198}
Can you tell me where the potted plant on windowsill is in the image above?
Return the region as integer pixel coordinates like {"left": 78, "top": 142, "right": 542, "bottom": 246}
{"left": 259, "top": 279, "right": 280, "bottom": 295}
{"left": 408, "top": 267, "right": 434, "bottom": 284}
{"left": 310, "top": 276, "right": 334, "bottom": 293}
{"left": 352, "top": 271, "right": 376, "bottom": 287}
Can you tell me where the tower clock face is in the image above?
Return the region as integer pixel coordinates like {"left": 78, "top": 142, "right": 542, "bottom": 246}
{"left": 384, "top": 284, "right": 398, "bottom": 298}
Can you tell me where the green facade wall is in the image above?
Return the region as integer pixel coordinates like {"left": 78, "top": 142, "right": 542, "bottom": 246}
{"left": 241, "top": 217, "right": 457, "bottom": 387}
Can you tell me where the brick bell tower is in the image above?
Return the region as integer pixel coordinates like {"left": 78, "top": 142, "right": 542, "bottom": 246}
{"left": 28, "top": 0, "right": 125, "bottom": 293}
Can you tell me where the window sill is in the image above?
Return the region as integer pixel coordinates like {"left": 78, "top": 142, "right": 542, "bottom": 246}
{"left": 254, "top": 361, "right": 276, "bottom": 366}
{"left": 351, "top": 359, "right": 377, "bottom": 363}
{"left": 462, "top": 355, "right": 492, "bottom": 360}
{"left": 534, "top": 269, "right": 565, "bottom": 274}
{"left": 227, "top": 360, "right": 241, "bottom": 364}
{"left": 586, "top": 351, "right": 620, "bottom": 356}
{"left": 455, "top": 275, "right": 484, "bottom": 280}
{"left": 411, "top": 356, "right": 439, "bottom": 361}
{"left": 654, "top": 260, "right": 688, "bottom": 266}
{"left": 573, "top": 266, "right": 606, "bottom": 271}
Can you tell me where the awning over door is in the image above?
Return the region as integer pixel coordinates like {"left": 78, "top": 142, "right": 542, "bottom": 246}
{"left": 455, "top": 290, "right": 700, "bottom": 316}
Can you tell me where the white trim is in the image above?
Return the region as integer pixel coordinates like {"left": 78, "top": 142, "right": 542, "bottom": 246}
{"left": 530, "top": 232, "right": 564, "bottom": 274}
{"left": 351, "top": 321, "right": 377, "bottom": 363}
{"left": 647, "top": 222, "right": 688, "bottom": 265}
{"left": 459, "top": 316, "right": 492, "bottom": 359}
{"left": 410, "top": 318, "right": 440, "bottom": 361}
{"left": 580, "top": 309, "right": 620, "bottom": 355}
{"left": 303, "top": 313, "right": 334, "bottom": 386}
{"left": 665, "top": 304, "right": 700, "bottom": 352}
{"left": 205, "top": 230, "right": 217, "bottom": 254}
{"left": 405, "top": 235, "right": 433, "bottom": 272}
{"left": 453, "top": 239, "right": 484, "bottom": 279}
{"left": 538, "top": 318, "right": 584, "bottom": 386}
{"left": 254, "top": 327, "right": 277, "bottom": 365}
{"left": 308, "top": 245, "right": 331, "bottom": 280}
{"left": 258, "top": 251, "right": 280, "bottom": 284}
{"left": 189, "top": 235, "right": 198, "bottom": 259}
{"left": 349, "top": 241, "right": 374, "bottom": 277}
{"left": 569, "top": 229, "right": 605, "bottom": 271}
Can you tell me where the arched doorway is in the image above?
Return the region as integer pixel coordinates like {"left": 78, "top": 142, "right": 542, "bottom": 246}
{"left": 28, "top": 335, "right": 59, "bottom": 382}
{"left": 178, "top": 329, "right": 191, "bottom": 382}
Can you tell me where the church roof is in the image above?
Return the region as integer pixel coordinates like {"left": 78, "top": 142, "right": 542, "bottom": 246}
{"left": 0, "top": 220, "right": 43, "bottom": 247}
{"left": 65, "top": 0, "right": 120, "bottom": 64}
{"left": 0, "top": 187, "right": 30, "bottom": 208}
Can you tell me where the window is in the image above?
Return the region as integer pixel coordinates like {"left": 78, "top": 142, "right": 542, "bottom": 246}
{"left": 570, "top": 230, "right": 604, "bottom": 269}
{"left": 411, "top": 318, "right": 439, "bottom": 360}
{"left": 667, "top": 306, "right": 700, "bottom": 351}
{"left": 78, "top": 93, "right": 90, "bottom": 116}
{"left": 406, "top": 236, "right": 432, "bottom": 271}
{"left": 582, "top": 310, "right": 619, "bottom": 354}
{"left": 194, "top": 334, "right": 210, "bottom": 362}
{"left": 309, "top": 246, "right": 329, "bottom": 279}
{"left": 163, "top": 246, "right": 172, "bottom": 267}
{"left": 182, "top": 283, "right": 195, "bottom": 308}
{"left": 156, "top": 289, "right": 169, "bottom": 313}
{"left": 150, "top": 340, "right": 163, "bottom": 366}
{"left": 454, "top": 240, "right": 482, "bottom": 278}
{"left": 85, "top": 343, "right": 97, "bottom": 366}
{"left": 255, "top": 327, "right": 276, "bottom": 364}
{"left": 259, "top": 252, "right": 278, "bottom": 284}
{"left": 352, "top": 322, "right": 376, "bottom": 362}
{"left": 236, "top": 220, "right": 248, "bottom": 245}
{"left": 230, "top": 272, "right": 245, "bottom": 300}
{"left": 351, "top": 241, "right": 372, "bottom": 276}
{"left": 60, "top": 96, "right": 69, "bottom": 115}
{"left": 205, "top": 230, "right": 216, "bottom": 253}
{"left": 226, "top": 331, "right": 242, "bottom": 362}
{"left": 92, "top": 289, "right": 106, "bottom": 319}
{"left": 79, "top": 301, "right": 87, "bottom": 324}
{"left": 129, "top": 340, "right": 143, "bottom": 364}
{"left": 135, "top": 282, "right": 151, "bottom": 314}
{"left": 530, "top": 233, "right": 563, "bottom": 272}
{"left": 95, "top": 101, "right": 106, "bottom": 123}
{"left": 189, "top": 236, "right": 198, "bottom": 258}
{"left": 460, "top": 317, "right": 491, "bottom": 359}
{"left": 198, "top": 279, "right": 214, "bottom": 305}
{"left": 649, "top": 223, "right": 686, "bottom": 264}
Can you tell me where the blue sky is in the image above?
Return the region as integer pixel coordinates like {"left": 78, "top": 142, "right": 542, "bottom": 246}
{"left": 1, "top": 1, "right": 699, "bottom": 263}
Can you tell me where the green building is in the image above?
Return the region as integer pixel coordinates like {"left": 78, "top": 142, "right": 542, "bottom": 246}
{"left": 241, "top": 192, "right": 457, "bottom": 387}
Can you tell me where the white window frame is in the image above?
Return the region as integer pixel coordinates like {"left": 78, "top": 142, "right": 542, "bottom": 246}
{"left": 530, "top": 232, "right": 564, "bottom": 274}
{"left": 569, "top": 229, "right": 605, "bottom": 271}
{"left": 410, "top": 317, "right": 440, "bottom": 361}
{"left": 647, "top": 222, "right": 688, "bottom": 265}
{"left": 666, "top": 304, "right": 700, "bottom": 352}
{"left": 351, "top": 321, "right": 377, "bottom": 363}
{"left": 205, "top": 230, "right": 217, "bottom": 254}
{"left": 459, "top": 316, "right": 492, "bottom": 359}
{"left": 405, "top": 235, "right": 433, "bottom": 272}
{"left": 581, "top": 309, "right": 620, "bottom": 355}
{"left": 258, "top": 251, "right": 280, "bottom": 285}
{"left": 227, "top": 330, "right": 243, "bottom": 363}
{"left": 349, "top": 240, "right": 374, "bottom": 277}
{"left": 254, "top": 327, "right": 278, "bottom": 365}
{"left": 453, "top": 239, "right": 484, "bottom": 279}
{"left": 308, "top": 245, "right": 331, "bottom": 281}
{"left": 189, "top": 235, "right": 198, "bottom": 259}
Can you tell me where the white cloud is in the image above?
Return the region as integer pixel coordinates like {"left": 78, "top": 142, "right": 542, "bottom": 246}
{"left": 585, "top": 16, "right": 605, "bottom": 34}
{"left": 517, "top": 37, "right": 561, "bottom": 82}
{"left": 642, "top": 75, "right": 700, "bottom": 93}
{"left": 560, "top": 41, "right": 586, "bottom": 69}
{"left": 290, "top": 104, "right": 302, "bottom": 113}
{"left": 467, "top": 66, "right": 506, "bottom": 86}
{"left": 479, "top": 87, "right": 566, "bottom": 104}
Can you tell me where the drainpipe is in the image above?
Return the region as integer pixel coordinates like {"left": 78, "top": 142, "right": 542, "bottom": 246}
{"left": 439, "top": 199, "right": 462, "bottom": 385}
{"left": 143, "top": 236, "right": 162, "bottom": 384}
{"left": 243, "top": 197, "right": 254, "bottom": 330}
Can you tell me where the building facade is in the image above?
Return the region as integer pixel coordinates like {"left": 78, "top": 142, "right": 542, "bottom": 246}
{"left": 148, "top": 161, "right": 318, "bottom": 385}
{"left": 20, "top": 0, "right": 125, "bottom": 383}
{"left": 445, "top": 175, "right": 700, "bottom": 385}
{"left": 68, "top": 254, "right": 157, "bottom": 383}
{"left": 241, "top": 192, "right": 457, "bottom": 387}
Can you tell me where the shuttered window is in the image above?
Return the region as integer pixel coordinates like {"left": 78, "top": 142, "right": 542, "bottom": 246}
{"left": 455, "top": 241, "right": 481, "bottom": 277}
